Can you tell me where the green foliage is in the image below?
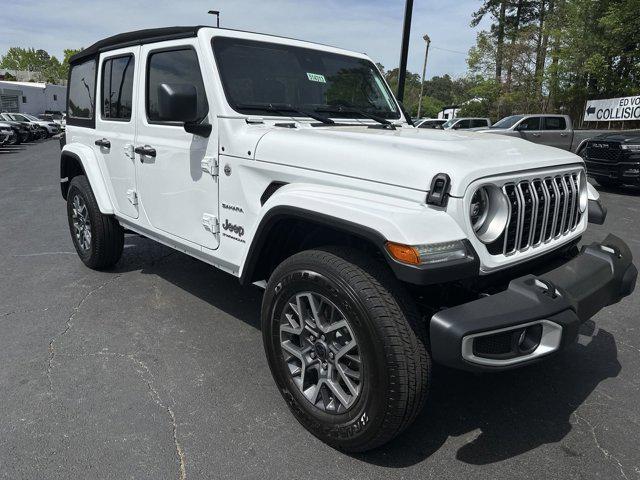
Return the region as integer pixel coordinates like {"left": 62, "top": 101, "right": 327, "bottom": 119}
{"left": 465, "top": 0, "right": 640, "bottom": 122}
{"left": 0, "top": 46, "right": 82, "bottom": 84}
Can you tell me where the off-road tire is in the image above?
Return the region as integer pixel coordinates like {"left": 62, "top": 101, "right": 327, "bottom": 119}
{"left": 262, "top": 247, "right": 430, "bottom": 452}
{"left": 66, "top": 175, "right": 124, "bottom": 269}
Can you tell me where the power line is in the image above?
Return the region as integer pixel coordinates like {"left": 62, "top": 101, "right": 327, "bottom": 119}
{"left": 430, "top": 45, "right": 469, "bottom": 55}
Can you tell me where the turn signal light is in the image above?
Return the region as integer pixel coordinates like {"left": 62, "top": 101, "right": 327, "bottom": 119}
{"left": 385, "top": 242, "right": 421, "bottom": 265}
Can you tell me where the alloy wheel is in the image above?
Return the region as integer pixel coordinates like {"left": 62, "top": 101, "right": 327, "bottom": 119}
{"left": 279, "top": 292, "right": 362, "bottom": 414}
{"left": 71, "top": 194, "right": 92, "bottom": 251}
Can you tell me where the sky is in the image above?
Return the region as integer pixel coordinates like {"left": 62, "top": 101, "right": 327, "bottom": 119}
{"left": 0, "top": 0, "right": 489, "bottom": 79}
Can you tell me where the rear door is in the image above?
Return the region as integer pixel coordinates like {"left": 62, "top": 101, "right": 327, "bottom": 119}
{"left": 542, "top": 116, "right": 571, "bottom": 150}
{"left": 94, "top": 47, "right": 140, "bottom": 219}
{"left": 135, "top": 41, "right": 219, "bottom": 250}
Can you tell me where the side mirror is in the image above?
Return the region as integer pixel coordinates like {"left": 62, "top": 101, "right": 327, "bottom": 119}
{"left": 157, "top": 83, "right": 198, "bottom": 122}
{"left": 157, "top": 83, "right": 211, "bottom": 138}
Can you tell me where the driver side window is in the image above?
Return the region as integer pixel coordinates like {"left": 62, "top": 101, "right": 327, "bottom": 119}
{"left": 518, "top": 117, "right": 541, "bottom": 131}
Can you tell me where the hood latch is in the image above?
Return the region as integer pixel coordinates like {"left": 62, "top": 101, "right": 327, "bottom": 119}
{"left": 426, "top": 173, "right": 451, "bottom": 207}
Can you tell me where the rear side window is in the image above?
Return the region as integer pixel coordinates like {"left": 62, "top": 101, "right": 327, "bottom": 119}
{"left": 68, "top": 59, "right": 96, "bottom": 119}
{"left": 544, "top": 117, "right": 566, "bottom": 130}
{"left": 146, "top": 48, "right": 208, "bottom": 123}
{"left": 471, "top": 119, "right": 488, "bottom": 128}
{"left": 457, "top": 119, "right": 471, "bottom": 129}
{"left": 102, "top": 55, "right": 135, "bottom": 121}
{"left": 518, "top": 117, "right": 541, "bottom": 130}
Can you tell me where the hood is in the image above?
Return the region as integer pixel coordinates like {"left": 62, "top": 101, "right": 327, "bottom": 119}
{"left": 254, "top": 126, "right": 582, "bottom": 197}
{"left": 592, "top": 131, "right": 640, "bottom": 143}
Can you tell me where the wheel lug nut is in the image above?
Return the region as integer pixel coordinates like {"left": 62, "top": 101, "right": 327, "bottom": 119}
{"left": 310, "top": 352, "right": 316, "bottom": 358}
{"left": 308, "top": 335, "right": 315, "bottom": 342}
{"left": 321, "top": 335, "right": 325, "bottom": 341}
{"left": 329, "top": 352, "right": 334, "bottom": 360}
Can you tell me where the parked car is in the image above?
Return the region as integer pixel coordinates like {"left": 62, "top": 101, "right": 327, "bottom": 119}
{"left": 0, "top": 122, "right": 13, "bottom": 145}
{"left": 415, "top": 118, "right": 447, "bottom": 129}
{"left": 581, "top": 131, "right": 640, "bottom": 187}
{"left": 40, "top": 111, "right": 66, "bottom": 130}
{"left": 3, "top": 112, "right": 59, "bottom": 137}
{"left": 60, "top": 26, "right": 636, "bottom": 453}
{"left": 441, "top": 117, "right": 491, "bottom": 130}
{"left": 0, "top": 116, "right": 32, "bottom": 144}
{"left": 0, "top": 113, "right": 46, "bottom": 140}
{"left": 477, "top": 114, "right": 636, "bottom": 154}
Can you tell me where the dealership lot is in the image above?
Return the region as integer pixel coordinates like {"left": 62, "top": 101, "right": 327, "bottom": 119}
{"left": 0, "top": 139, "right": 638, "bottom": 479}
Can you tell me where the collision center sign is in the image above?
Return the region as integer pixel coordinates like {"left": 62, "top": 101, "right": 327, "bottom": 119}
{"left": 584, "top": 95, "right": 640, "bottom": 122}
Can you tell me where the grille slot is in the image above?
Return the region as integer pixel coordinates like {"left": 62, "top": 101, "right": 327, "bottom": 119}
{"left": 494, "top": 173, "right": 581, "bottom": 256}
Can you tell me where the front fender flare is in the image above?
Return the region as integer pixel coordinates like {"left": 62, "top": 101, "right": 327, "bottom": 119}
{"left": 239, "top": 184, "right": 478, "bottom": 285}
{"left": 61, "top": 144, "right": 114, "bottom": 214}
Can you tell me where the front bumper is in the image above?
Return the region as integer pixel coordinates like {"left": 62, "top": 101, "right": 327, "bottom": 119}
{"left": 430, "top": 234, "right": 637, "bottom": 371}
{"left": 585, "top": 159, "right": 640, "bottom": 184}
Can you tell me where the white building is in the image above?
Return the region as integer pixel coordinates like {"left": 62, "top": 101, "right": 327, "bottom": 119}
{"left": 438, "top": 105, "right": 460, "bottom": 120}
{"left": 0, "top": 80, "right": 66, "bottom": 114}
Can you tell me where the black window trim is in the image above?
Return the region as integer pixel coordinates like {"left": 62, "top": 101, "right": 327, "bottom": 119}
{"left": 66, "top": 56, "right": 98, "bottom": 129}
{"left": 144, "top": 45, "right": 210, "bottom": 126}
{"left": 99, "top": 52, "right": 136, "bottom": 124}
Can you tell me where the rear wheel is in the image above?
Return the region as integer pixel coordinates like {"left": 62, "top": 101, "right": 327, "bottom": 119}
{"left": 66, "top": 175, "right": 124, "bottom": 269}
{"left": 262, "top": 247, "right": 430, "bottom": 452}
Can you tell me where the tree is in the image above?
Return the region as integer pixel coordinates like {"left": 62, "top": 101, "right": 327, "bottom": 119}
{"left": 0, "top": 46, "right": 82, "bottom": 84}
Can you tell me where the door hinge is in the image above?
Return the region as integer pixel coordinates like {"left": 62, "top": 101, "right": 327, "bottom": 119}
{"left": 126, "top": 189, "right": 138, "bottom": 206}
{"left": 202, "top": 214, "right": 220, "bottom": 235}
{"left": 201, "top": 156, "right": 219, "bottom": 177}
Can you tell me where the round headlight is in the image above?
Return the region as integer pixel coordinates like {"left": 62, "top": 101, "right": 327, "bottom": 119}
{"left": 579, "top": 173, "right": 588, "bottom": 213}
{"left": 470, "top": 185, "right": 509, "bottom": 244}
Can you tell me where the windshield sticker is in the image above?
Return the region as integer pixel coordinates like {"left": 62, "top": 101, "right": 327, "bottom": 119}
{"left": 306, "top": 73, "right": 327, "bottom": 83}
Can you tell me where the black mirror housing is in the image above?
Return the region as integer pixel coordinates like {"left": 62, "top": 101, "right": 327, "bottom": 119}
{"left": 157, "top": 83, "right": 199, "bottom": 123}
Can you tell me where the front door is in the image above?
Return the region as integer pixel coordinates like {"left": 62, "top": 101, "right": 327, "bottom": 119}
{"left": 94, "top": 47, "right": 139, "bottom": 219}
{"left": 517, "top": 116, "right": 544, "bottom": 145}
{"left": 135, "top": 42, "right": 219, "bottom": 250}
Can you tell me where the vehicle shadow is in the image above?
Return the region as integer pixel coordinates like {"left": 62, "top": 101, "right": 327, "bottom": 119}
{"left": 116, "top": 235, "right": 621, "bottom": 467}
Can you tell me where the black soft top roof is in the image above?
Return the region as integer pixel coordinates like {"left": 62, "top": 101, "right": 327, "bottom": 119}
{"left": 70, "top": 26, "right": 206, "bottom": 64}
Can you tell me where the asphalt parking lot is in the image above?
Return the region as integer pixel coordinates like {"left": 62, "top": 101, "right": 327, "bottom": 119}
{"left": 0, "top": 138, "right": 638, "bottom": 479}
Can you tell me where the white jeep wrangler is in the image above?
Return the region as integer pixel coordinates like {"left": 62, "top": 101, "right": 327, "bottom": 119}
{"left": 60, "top": 26, "right": 637, "bottom": 452}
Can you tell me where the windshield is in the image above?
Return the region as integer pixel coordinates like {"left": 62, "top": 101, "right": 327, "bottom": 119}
{"left": 22, "top": 114, "right": 39, "bottom": 121}
{"left": 212, "top": 37, "right": 400, "bottom": 120}
{"left": 491, "top": 115, "right": 524, "bottom": 129}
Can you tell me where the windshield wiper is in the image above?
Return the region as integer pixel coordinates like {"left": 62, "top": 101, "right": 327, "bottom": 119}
{"left": 233, "top": 103, "right": 335, "bottom": 125}
{"left": 316, "top": 101, "right": 393, "bottom": 127}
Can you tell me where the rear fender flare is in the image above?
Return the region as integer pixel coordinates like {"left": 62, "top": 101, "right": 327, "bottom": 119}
{"left": 61, "top": 144, "right": 114, "bottom": 214}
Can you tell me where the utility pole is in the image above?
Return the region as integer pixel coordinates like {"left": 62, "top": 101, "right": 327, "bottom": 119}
{"left": 396, "top": 0, "right": 414, "bottom": 102}
{"left": 208, "top": 10, "right": 220, "bottom": 27}
{"left": 416, "top": 34, "right": 431, "bottom": 119}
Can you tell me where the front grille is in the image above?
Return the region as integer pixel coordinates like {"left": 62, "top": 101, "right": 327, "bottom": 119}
{"left": 586, "top": 142, "right": 621, "bottom": 162}
{"left": 489, "top": 173, "right": 582, "bottom": 256}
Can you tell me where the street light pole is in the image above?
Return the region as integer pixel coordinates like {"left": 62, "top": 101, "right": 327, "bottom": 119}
{"left": 396, "top": 0, "right": 414, "bottom": 102}
{"left": 416, "top": 34, "right": 431, "bottom": 119}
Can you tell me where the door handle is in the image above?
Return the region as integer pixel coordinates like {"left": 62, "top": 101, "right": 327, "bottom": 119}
{"left": 532, "top": 133, "right": 541, "bottom": 137}
{"left": 134, "top": 145, "right": 157, "bottom": 161}
{"left": 95, "top": 138, "right": 111, "bottom": 148}
{"left": 560, "top": 133, "right": 568, "bottom": 137}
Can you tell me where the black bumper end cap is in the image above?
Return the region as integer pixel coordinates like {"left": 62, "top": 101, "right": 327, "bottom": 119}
{"left": 430, "top": 234, "right": 636, "bottom": 372}
{"left": 588, "top": 198, "right": 607, "bottom": 225}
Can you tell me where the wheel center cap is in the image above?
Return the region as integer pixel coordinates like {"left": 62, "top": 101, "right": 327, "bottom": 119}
{"left": 314, "top": 342, "right": 328, "bottom": 361}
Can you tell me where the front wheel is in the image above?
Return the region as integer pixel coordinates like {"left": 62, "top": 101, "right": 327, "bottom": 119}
{"left": 262, "top": 247, "right": 430, "bottom": 452}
